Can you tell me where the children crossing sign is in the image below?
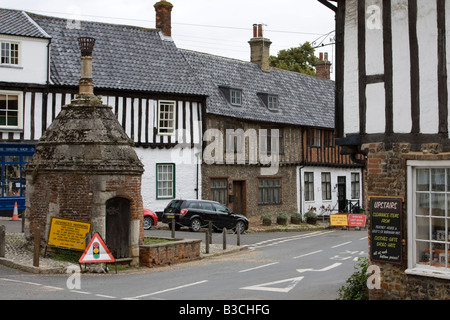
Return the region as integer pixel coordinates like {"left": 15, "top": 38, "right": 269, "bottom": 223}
{"left": 79, "top": 233, "right": 115, "bottom": 263}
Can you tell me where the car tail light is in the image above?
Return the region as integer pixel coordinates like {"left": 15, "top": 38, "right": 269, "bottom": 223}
{"left": 180, "top": 209, "right": 188, "bottom": 216}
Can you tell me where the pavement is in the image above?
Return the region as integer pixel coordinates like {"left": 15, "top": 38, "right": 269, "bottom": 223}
{"left": 0, "top": 217, "right": 332, "bottom": 274}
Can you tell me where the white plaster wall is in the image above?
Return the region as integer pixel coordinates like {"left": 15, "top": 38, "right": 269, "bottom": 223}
{"left": 391, "top": 0, "right": 412, "bottom": 133}
{"left": 298, "top": 166, "right": 363, "bottom": 216}
{"left": 0, "top": 36, "right": 48, "bottom": 85}
{"left": 343, "top": 0, "right": 360, "bottom": 136}
{"left": 417, "top": 0, "right": 439, "bottom": 134}
{"left": 365, "top": 0, "right": 384, "bottom": 76}
{"left": 366, "top": 82, "right": 386, "bottom": 134}
{"left": 135, "top": 146, "right": 202, "bottom": 213}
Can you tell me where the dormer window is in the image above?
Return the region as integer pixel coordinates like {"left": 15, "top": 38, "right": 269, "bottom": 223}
{"left": 257, "top": 93, "right": 279, "bottom": 111}
{"left": 219, "top": 86, "right": 243, "bottom": 107}
{"left": 1, "top": 42, "right": 19, "bottom": 66}
{"left": 268, "top": 95, "right": 278, "bottom": 110}
{"left": 230, "top": 89, "right": 242, "bottom": 106}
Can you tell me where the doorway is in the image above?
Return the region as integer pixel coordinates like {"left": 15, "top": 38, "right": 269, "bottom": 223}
{"left": 106, "top": 197, "right": 130, "bottom": 259}
{"left": 337, "top": 176, "right": 347, "bottom": 212}
{"left": 232, "top": 180, "right": 246, "bottom": 216}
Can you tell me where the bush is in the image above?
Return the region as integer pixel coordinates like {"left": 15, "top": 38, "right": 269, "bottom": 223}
{"left": 337, "top": 257, "right": 369, "bottom": 300}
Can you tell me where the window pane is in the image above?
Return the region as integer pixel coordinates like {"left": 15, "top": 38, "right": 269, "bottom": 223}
{"left": 417, "top": 169, "right": 429, "bottom": 191}
{"left": 431, "top": 169, "right": 445, "bottom": 191}
{"left": 431, "top": 193, "right": 445, "bottom": 216}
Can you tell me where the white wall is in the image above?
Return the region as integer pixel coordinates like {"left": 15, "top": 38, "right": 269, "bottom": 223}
{"left": 0, "top": 35, "right": 49, "bottom": 85}
{"left": 135, "top": 145, "right": 202, "bottom": 213}
{"left": 297, "top": 166, "right": 363, "bottom": 216}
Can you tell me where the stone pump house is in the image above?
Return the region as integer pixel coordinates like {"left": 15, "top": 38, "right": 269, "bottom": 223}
{"left": 24, "top": 37, "right": 144, "bottom": 266}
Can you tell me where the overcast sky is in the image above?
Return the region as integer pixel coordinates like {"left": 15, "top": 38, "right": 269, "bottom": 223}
{"left": 3, "top": 0, "right": 336, "bottom": 76}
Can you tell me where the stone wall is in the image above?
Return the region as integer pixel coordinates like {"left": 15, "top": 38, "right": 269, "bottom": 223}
{"left": 364, "top": 142, "right": 450, "bottom": 299}
{"left": 202, "top": 164, "right": 297, "bottom": 217}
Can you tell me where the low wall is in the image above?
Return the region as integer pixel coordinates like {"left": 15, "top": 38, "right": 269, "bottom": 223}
{"left": 139, "top": 238, "right": 201, "bottom": 267}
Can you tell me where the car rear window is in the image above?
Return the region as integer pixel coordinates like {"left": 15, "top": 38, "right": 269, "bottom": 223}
{"left": 167, "top": 200, "right": 183, "bottom": 210}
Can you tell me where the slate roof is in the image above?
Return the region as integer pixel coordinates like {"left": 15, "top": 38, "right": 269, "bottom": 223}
{"left": 0, "top": 9, "right": 50, "bottom": 39}
{"left": 181, "top": 50, "right": 335, "bottom": 129}
{"left": 25, "top": 12, "right": 205, "bottom": 96}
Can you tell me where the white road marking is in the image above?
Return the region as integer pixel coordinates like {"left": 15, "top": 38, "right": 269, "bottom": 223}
{"left": 296, "top": 262, "right": 342, "bottom": 274}
{"left": 241, "top": 276, "right": 305, "bottom": 293}
{"left": 331, "top": 241, "right": 352, "bottom": 248}
{"left": 293, "top": 250, "right": 323, "bottom": 259}
{"left": 239, "top": 262, "right": 279, "bottom": 273}
{"left": 125, "top": 280, "right": 209, "bottom": 300}
{"left": 249, "top": 230, "right": 335, "bottom": 249}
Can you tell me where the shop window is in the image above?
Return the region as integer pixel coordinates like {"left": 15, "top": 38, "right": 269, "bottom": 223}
{"left": 407, "top": 161, "right": 450, "bottom": 277}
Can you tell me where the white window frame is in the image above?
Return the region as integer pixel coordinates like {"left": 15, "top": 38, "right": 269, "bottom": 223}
{"left": 156, "top": 163, "right": 175, "bottom": 199}
{"left": 0, "top": 91, "right": 23, "bottom": 131}
{"left": 230, "top": 89, "right": 242, "bottom": 106}
{"left": 268, "top": 95, "right": 278, "bottom": 110}
{"left": 157, "top": 100, "right": 176, "bottom": 135}
{"left": 406, "top": 160, "right": 450, "bottom": 280}
{"left": 1, "top": 41, "right": 20, "bottom": 66}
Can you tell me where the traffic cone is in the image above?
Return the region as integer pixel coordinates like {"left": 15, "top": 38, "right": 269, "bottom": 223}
{"left": 11, "top": 202, "right": 19, "bottom": 221}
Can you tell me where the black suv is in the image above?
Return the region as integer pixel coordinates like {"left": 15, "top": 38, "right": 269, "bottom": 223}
{"left": 161, "top": 199, "right": 248, "bottom": 233}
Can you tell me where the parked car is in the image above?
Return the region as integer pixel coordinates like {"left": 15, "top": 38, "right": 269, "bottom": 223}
{"left": 161, "top": 199, "right": 248, "bottom": 234}
{"left": 143, "top": 208, "right": 158, "bottom": 230}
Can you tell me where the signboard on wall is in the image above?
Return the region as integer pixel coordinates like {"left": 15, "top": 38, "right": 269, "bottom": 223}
{"left": 370, "top": 197, "right": 403, "bottom": 265}
{"left": 47, "top": 217, "right": 92, "bottom": 251}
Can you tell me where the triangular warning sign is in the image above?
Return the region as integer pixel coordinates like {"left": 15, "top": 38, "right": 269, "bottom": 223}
{"left": 79, "top": 233, "right": 115, "bottom": 263}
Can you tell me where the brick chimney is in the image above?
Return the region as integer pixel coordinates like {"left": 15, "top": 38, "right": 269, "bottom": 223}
{"left": 249, "top": 24, "right": 272, "bottom": 73}
{"left": 315, "top": 52, "right": 332, "bottom": 79}
{"left": 154, "top": 0, "right": 173, "bottom": 38}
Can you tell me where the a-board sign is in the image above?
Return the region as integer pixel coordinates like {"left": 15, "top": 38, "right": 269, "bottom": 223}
{"left": 47, "top": 217, "right": 92, "bottom": 251}
{"left": 79, "top": 233, "right": 115, "bottom": 263}
{"left": 370, "top": 197, "right": 403, "bottom": 265}
{"left": 330, "top": 214, "right": 348, "bottom": 226}
{"left": 348, "top": 214, "right": 366, "bottom": 227}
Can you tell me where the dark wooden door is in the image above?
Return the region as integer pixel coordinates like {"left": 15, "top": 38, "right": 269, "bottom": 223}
{"left": 232, "top": 181, "right": 245, "bottom": 216}
{"left": 106, "top": 197, "right": 130, "bottom": 259}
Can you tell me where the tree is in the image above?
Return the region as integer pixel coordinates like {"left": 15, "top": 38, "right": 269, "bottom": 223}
{"left": 269, "top": 42, "right": 318, "bottom": 76}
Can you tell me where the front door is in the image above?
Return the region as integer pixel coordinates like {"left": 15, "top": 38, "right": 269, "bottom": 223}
{"left": 337, "top": 176, "right": 347, "bottom": 212}
{"left": 106, "top": 197, "right": 130, "bottom": 259}
{"left": 232, "top": 181, "right": 245, "bottom": 216}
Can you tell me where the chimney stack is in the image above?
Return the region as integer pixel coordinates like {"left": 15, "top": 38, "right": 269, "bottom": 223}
{"left": 315, "top": 52, "right": 332, "bottom": 79}
{"left": 154, "top": 0, "right": 173, "bottom": 38}
{"left": 77, "top": 37, "right": 96, "bottom": 95}
{"left": 249, "top": 24, "right": 272, "bottom": 73}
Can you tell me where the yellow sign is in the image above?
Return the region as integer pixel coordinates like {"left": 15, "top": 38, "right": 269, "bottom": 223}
{"left": 330, "top": 214, "right": 348, "bottom": 226}
{"left": 47, "top": 217, "right": 92, "bottom": 251}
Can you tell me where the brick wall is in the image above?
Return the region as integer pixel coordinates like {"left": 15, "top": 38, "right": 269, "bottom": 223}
{"left": 364, "top": 142, "right": 450, "bottom": 299}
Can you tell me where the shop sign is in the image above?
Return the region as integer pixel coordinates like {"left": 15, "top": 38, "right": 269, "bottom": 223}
{"left": 47, "top": 217, "right": 92, "bottom": 251}
{"left": 370, "top": 197, "right": 403, "bottom": 265}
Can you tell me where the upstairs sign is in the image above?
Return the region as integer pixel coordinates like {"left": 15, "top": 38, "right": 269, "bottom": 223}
{"left": 370, "top": 197, "right": 403, "bottom": 265}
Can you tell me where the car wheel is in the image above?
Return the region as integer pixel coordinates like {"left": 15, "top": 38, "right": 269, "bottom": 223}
{"left": 189, "top": 218, "right": 202, "bottom": 232}
{"left": 144, "top": 216, "right": 153, "bottom": 230}
{"left": 235, "top": 221, "right": 246, "bottom": 234}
